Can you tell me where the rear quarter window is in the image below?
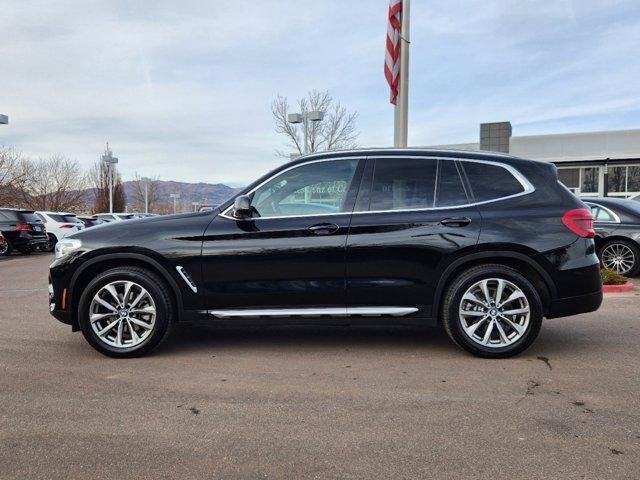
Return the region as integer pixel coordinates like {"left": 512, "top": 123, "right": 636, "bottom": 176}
{"left": 461, "top": 161, "right": 525, "bottom": 203}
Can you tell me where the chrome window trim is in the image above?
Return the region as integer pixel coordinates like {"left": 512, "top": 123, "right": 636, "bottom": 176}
{"left": 584, "top": 202, "right": 621, "bottom": 224}
{"left": 219, "top": 156, "right": 535, "bottom": 221}
{"left": 205, "top": 306, "right": 418, "bottom": 318}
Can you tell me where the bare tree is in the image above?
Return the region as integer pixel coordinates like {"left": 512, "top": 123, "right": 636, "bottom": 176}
{"left": 128, "top": 174, "right": 161, "bottom": 213}
{"left": 0, "top": 147, "right": 29, "bottom": 207}
{"left": 18, "top": 156, "right": 89, "bottom": 212}
{"left": 90, "top": 160, "right": 126, "bottom": 214}
{"left": 271, "top": 90, "right": 359, "bottom": 157}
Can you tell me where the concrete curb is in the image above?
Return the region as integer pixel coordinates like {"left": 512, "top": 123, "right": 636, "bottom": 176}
{"left": 602, "top": 283, "right": 636, "bottom": 293}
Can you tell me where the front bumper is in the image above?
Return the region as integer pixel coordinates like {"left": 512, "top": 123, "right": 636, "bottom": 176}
{"left": 546, "top": 289, "right": 603, "bottom": 319}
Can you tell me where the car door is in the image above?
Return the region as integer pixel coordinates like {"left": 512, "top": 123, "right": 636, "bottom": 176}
{"left": 200, "top": 157, "right": 364, "bottom": 315}
{"left": 345, "top": 156, "right": 481, "bottom": 319}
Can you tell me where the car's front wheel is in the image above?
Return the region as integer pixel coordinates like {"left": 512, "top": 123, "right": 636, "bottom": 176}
{"left": 442, "top": 264, "right": 543, "bottom": 358}
{"left": 78, "top": 267, "right": 174, "bottom": 358}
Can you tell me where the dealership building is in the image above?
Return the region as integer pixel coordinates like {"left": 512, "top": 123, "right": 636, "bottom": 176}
{"left": 433, "top": 121, "right": 640, "bottom": 198}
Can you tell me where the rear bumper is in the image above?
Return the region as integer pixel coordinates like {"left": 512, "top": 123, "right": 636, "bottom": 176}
{"left": 546, "top": 289, "right": 603, "bottom": 319}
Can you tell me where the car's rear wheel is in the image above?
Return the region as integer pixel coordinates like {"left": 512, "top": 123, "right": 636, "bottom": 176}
{"left": 78, "top": 267, "right": 174, "bottom": 358}
{"left": 41, "top": 233, "right": 57, "bottom": 252}
{"left": 0, "top": 239, "right": 12, "bottom": 256}
{"left": 600, "top": 239, "right": 640, "bottom": 277}
{"left": 442, "top": 264, "right": 543, "bottom": 358}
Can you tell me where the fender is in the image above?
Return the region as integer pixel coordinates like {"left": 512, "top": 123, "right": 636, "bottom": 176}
{"left": 432, "top": 250, "right": 557, "bottom": 319}
{"left": 68, "top": 252, "right": 184, "bottom": 322}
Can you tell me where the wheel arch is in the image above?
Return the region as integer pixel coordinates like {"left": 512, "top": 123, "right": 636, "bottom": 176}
{"left": 433, "top": 251, "right": 555, "bottom": 321}
{"left": 68, "top": 253, "right": 183, "bottom": 330}
{"left": 596, "top": 235, "right": 640, "bottom": 253}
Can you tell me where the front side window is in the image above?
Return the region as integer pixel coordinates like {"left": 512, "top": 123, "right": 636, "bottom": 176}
{"left": 461, "top": 161, "right": 525, "bottom": 203}
{"left": 250, "top": 159, "right": 359, "bottom": 218}
{"left": 369, "top": 158, "right": 438, "bottom": 211}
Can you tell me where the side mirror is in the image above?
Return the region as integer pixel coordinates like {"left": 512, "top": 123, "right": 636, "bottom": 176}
{"left": 233, "top": 195, "right": 252, "bottom": 219}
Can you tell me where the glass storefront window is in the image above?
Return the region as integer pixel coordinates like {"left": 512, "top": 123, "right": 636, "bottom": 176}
{"left": 627, "top": 166, "right": 640, "bottom": 192}
{"left": 607, "top": 166, "right": 626, "bottom": 193}
{"left": 581, "top": 168, "right": 598, "bottom": 193}
{"left": 558, "top": 168, "right": 579, "bottom": 189}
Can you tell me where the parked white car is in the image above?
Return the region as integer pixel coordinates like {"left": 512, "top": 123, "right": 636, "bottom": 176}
{"left": 36, "top": 211, "right": 84, "bottom": 252}
{"left": 94, "top": 213, "right": 137, "bottom": 223}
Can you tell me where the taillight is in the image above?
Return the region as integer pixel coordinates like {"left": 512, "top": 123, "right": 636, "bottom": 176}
{"left": 15, "top": 224, "right": 31, "bottom": 231}
{"left": 59, "top": 224, "right": 75, "bottom": 229}
{"left": 562, "top": 208, "right": 595, "bottom": 238}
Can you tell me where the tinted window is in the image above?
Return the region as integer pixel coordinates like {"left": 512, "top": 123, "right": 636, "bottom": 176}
{"left": 370, "top": 158, "right": 437, "bottom": 211}
{"left": 436, "top": 160, "right": 468, "bottom": 207}
{"left": 0, "top": 210, "right": 18, "bottom": 221}
{"left": 48, "top": 214, "right": 67, "bottom": 222}
{"left": 251, "top": 159, "right": 358, "bottom": 218}
{"left": 462, "top": 161, "right": 525, "bottom": 202}
{"left": 17, "top": 212, "right": 43, "bottom": 223}
{"left": 63, "top": 215, "right": 78, "bottom": 222}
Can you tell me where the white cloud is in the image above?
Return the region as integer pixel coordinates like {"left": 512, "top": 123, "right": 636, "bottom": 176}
{"left": 1, "top": 0, "right": 639, "bottom": 184}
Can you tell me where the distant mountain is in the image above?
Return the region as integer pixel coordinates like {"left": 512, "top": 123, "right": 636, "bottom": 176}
{"left": 122, "top": 180, "right": 242, "bottom": 207}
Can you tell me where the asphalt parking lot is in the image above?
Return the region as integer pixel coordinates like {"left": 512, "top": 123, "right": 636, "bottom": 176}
{"left": 1, "top": 253, "right": 638, "bottom": 479}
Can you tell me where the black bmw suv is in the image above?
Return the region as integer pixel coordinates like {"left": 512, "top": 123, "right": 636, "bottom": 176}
{"left": 49, "top": 149, "right": 602, "bottom": 358}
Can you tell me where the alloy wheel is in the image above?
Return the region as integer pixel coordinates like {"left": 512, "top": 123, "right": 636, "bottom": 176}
{"left": 601, "top": 243, "right": 635, "bottom": 275}
{"left": 89, "top": 280, "right": 156, "bottom": 348}
{"left": 459, "top": 278, "right": 531, "bottom": 348}
{"left": 0, "top": 242, "right": 8, "bottom": 256}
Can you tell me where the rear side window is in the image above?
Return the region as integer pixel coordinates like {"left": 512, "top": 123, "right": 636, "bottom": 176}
{"left": 63, "top": 215, "right": 78, "bottom": 222}
{"left": 48, "top": 214, "right": 66, "bottom": 222}
{"left": 436, "top": 160, "right": 468, "bottom": 207}
{"left": 588, "top": 205, "right": 616, "bottom": 222}
{"left": 461, "top": 161, "right": 525, "bottom": 202}
{"left": 370, "top": 158, "right": 437, "bottom": 211}
{"left": 18, "top": 212, "right": 43, "bottom": 223}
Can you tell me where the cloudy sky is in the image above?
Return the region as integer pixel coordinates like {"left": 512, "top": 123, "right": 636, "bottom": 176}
{"left": 2, "top": 0, "right": 639, "bottom": 185}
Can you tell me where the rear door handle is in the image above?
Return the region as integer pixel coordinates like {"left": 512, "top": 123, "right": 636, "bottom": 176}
{"left": 440, "top": 217, "right": 471, "bottom": 227}
{"left": 308, "top": 223, "right": 340, "bottom": 235}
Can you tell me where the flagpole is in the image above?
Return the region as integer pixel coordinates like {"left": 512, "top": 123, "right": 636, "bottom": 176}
{"left": 394, "top": 0, "right": 410, "bottom": 147}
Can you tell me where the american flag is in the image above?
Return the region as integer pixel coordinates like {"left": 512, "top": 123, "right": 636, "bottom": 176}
{"left": 385, "top": 0, "right": 402, "bottom": 105}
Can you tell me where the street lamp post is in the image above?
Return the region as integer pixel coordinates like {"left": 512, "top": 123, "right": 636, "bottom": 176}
{"left": 192, "top": 201, "right": 200, "bottom": 212}
{"left": 170, "top": 193, "right": 180, "bottom": 214}
{"left": 287, "top": 110, "right": 324, "bottom": 154}
{"left": 141, "top": 177, "right": 152, "bottom": 214}
{"left": 101, "top": 145, "right": 119, "bottom": 214}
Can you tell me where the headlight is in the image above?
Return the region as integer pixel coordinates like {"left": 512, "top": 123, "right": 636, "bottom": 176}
{"left": 55, "top": 238, "right": 82, "bottom": 259}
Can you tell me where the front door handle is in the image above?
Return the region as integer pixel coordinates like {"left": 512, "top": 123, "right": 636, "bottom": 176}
{"left": 440, "top": 217, "right": 471, "bottom": 227}
{"left": 308, "top": 223, "right": 340, "bottom": 235}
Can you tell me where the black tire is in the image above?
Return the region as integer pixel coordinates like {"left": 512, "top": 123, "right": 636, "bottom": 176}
{"left": 0, "top": 238, "right": 12, "bottom": 256}
{"left": 78, "top": 267, "right": 174, "bottom": 358}
{"left": 40, "top": 233, "right": 57, "bottom": 253}
{"left": 599, "top": 239, "right": 640, "bottom": 277}
{"left": 442, "top": 264, "right": 543, "bottom": 358}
